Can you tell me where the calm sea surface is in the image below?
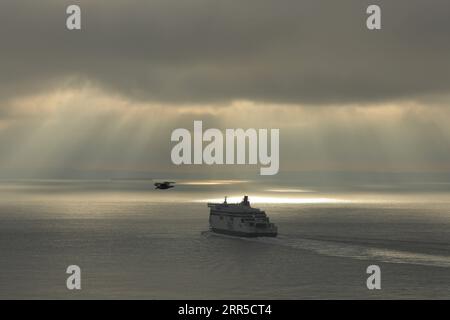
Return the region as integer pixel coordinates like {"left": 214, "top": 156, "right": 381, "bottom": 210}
{"left": 0, "top": 179, "right": 449, "bottom": 299}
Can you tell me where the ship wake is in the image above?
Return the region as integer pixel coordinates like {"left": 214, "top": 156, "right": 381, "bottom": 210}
{"left": 202, "top": 231, "right": 450, "bottom": 268}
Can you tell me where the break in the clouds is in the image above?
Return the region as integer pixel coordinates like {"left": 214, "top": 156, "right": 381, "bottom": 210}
{"left": 0, "top": 1, "right": 450, "bottom": 178}
{"left": 1, "top": 0, "right": 450, "bottom": 106}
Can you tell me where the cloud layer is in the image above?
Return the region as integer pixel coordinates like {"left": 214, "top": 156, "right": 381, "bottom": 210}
{"left": 1, "top": 0, "right": 450, "bottom": 106}
{"left": 1, "top": 1, "right": 450, "bottom": 178}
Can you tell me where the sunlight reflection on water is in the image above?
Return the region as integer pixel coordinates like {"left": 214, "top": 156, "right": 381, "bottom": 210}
{"left": 196, "top": 196, "right": 353, "bottom": 204}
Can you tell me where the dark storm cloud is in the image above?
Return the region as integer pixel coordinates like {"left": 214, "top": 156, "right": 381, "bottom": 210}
{"left": 1, "top": 0, "right": 450, "bottom": 105}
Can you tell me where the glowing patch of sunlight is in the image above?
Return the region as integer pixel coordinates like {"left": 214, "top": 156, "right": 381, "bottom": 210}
{"left": 196, "top": 196, "right": 352, "bottom": 204}
{"left": 266, "top": 188, "right": 315, "bottom": 193}
{"left": 179, "top": 180, "right": 250, "bottom": 186}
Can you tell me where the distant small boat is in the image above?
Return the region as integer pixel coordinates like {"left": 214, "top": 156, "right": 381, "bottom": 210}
{"left": 207, "top": 196, "right": 278, "bottom": 237}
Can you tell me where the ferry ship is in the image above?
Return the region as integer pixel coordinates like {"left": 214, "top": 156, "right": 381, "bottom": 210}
{"left": 207, "top": 196, "right": 278, "bottom": 237}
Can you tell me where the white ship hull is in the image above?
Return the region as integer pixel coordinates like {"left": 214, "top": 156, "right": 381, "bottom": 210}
{"left": 208, "top": 196, "right": 278, "bottom": 237}
{"left": 210, "top": 227, "right": 277, "bottom": 237}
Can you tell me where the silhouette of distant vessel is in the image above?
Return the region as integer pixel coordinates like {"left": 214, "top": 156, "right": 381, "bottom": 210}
{"left": 208, "top": 196, "right": 277, "bottom": 237}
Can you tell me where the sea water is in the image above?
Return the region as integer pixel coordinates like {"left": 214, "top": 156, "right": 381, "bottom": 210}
{"left": 0, "top": 179, "right": 449, "bottom": 299}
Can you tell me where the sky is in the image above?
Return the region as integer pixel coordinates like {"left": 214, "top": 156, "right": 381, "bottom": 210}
{"left": 0, "top": 0, "right": 450, "bottom": 180}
